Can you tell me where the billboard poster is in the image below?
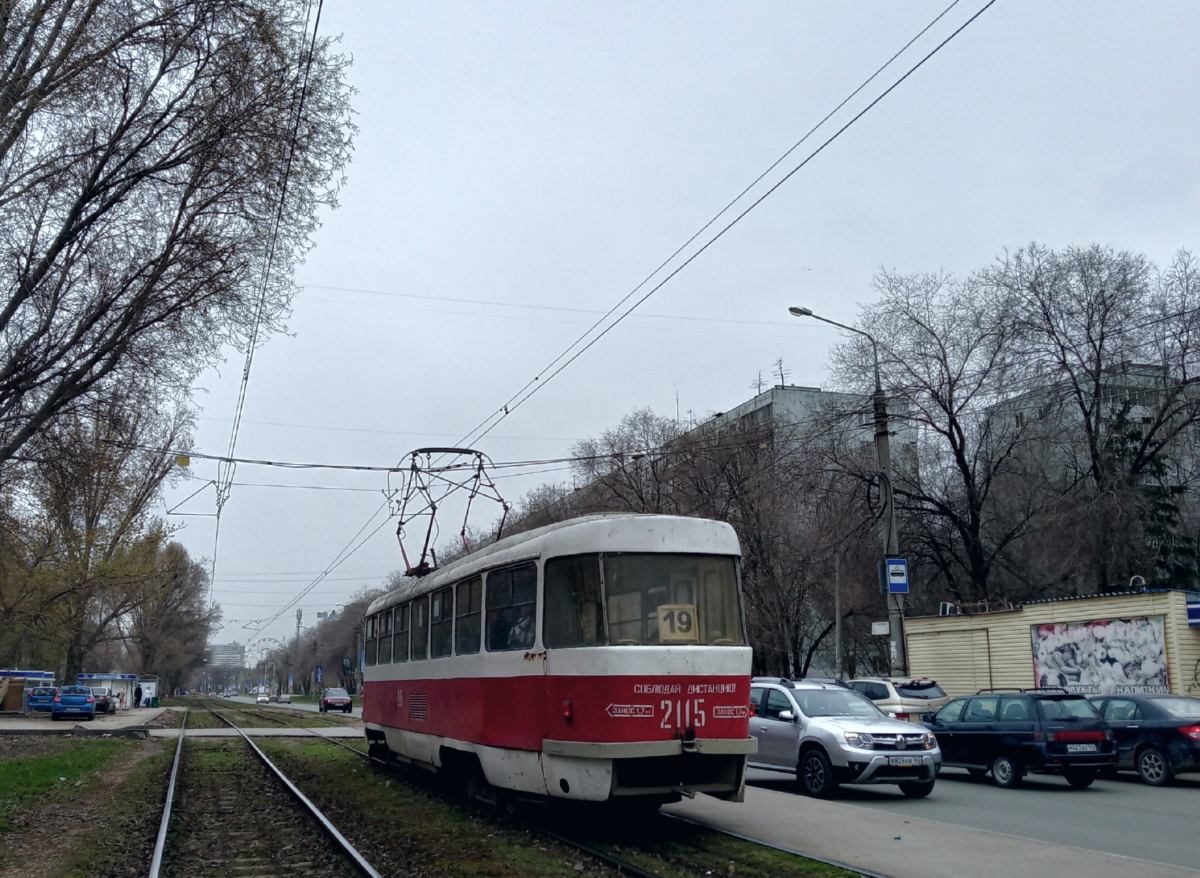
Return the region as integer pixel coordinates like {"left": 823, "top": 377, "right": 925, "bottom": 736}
{"left": 1031, "top": 616, "right": 1169, "bottom": 695}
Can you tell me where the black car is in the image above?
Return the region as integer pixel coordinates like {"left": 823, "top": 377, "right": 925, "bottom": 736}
{"left": 924, "top": 688, "right": 1116, "bottom": 788}
{"left": 1087, "top": 694, "right": 1200, "bottom": 785}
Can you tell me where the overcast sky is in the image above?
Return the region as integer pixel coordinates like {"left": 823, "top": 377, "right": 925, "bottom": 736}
{"left": 163, "top": 1, "right": 1200, "bottom": 653}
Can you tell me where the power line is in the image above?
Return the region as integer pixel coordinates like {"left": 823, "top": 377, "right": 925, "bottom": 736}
{"left": 457, "top": 0, "right": 996, "bottom": 450}
{"left": 212, "top": 0, "right": 326, "bottom": 607}
{"left": 238, "top": 0, "right": 994, "bottom": 642}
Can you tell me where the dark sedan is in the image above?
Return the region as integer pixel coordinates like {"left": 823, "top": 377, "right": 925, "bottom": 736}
{"left": 319, "top": 688, "right": 353, "bottom": 713}
{"left": 1087, "top": 694, "right": 1200, "bottom": 785}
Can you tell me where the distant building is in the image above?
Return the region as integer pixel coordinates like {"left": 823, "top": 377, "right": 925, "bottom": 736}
{"left": 208, "top": 642, "right": 246, "bottom": 668}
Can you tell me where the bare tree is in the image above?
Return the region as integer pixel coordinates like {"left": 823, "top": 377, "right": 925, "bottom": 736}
{"left": 2, "top": 380, "right": 190, "bottom": 676}
{"left": 991, "top": 244, "right": 1200, "bottom": 590}
{"left": 829, "top": 268, "right": 1049, "bottom": 604}
{"left": 0, "top": 0, "right": 353, "bottom": 462}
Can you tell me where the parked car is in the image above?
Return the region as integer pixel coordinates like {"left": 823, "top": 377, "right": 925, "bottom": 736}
{"left": 51, "top": 685, "right": 96, "bottom": 721}
{"left": 1087, "top": 694, "right": 1200, "bottom": 785}
{"left": 255, "top": 692, "right": 270, "bottom": 704}
{"left": 27, "top": 686, "right": 58, "bottom": 712}
{"left": 90, "top": 687, "right": 116, "bottom": 714}
{"left": 319, "top": 688, "right": 353, "bottom": 714}
{"left": 278, "top": 693, "right": 292, "bottom": 704}
{"left": 847, "top": 677, "right": 951, "bottom": 723}
{"left": 269, "top": 694, "right": 279, "bottom": 703}
{"left": 924, "top": 688, "right": 1116, "bottom": 788}
{"left": 748, "top": 677, "right": 941, "bottom": 798}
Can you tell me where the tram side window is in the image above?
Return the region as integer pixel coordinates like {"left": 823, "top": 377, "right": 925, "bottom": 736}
{"left": 430, "top": 588, "right": 453, "bottom": 658}
{"left": 411, "top": 596, "right": 430, "bottom": 660}
{"left": 455, "top": 577, "right": 482, "bottom": 655}
{"left": 486, "top": 563, "right": 537, "bottom": 651}
{"left": 394, "top": 603, "right": 410, "bottom": 663}
{"left": 365, "top": 614, "right": 378, "bottom": 666}
{"left": 379, "top": 609, "right": 393, "bottom": 664}
{"left": 544, "top": 555, "right": 605, "bottom": 648}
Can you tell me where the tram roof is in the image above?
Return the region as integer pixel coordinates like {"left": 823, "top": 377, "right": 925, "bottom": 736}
{"left": 368, "top": 513, "right": 739, "bottom": 614}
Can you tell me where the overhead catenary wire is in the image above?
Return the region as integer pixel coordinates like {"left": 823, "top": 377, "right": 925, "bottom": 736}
{"left": 455, "top": 0, "right": 991, "bottom": 451}
{"left": 211, "top": 0, "right": 326, "bottom": 607}
{"left": 238, "top": 0, "right": 995, "bottom": 641}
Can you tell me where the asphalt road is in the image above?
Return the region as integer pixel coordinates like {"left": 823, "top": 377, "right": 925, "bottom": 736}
{"left": 747, "top": 766, "right": 1200, "bottom": 872}
{"left": 226, "top": 694, "right": 363, "bottom": 719}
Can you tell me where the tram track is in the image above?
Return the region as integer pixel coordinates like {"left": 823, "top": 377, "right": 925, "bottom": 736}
{"left": 329, "top": 734, "right": 865, "bottom": 877}
{"left": 149, "top": 705, "right": 382, "bottom": 878}
{"left": 152, "top": 699, "right": 861, "bottom": 877}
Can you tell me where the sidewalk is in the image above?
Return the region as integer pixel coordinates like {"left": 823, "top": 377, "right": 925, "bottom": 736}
{"left": 146, "top": 726, "right": 364, "bottom": 738}
{"left": 0, "top": 707, "right": 365, "bottom": 739}
{"left": 664, "top": 784, "right": 1199, "bottom": 878}
{"left": 0, "top": 706, "right": 172, "bottom": 734}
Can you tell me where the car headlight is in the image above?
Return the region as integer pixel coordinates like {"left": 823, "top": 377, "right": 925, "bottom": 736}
{"left": 844, "top": 731, "right": 875, "bottom": 749}
{"left": 923, "top": 734, "right": 937, "bottom": 750}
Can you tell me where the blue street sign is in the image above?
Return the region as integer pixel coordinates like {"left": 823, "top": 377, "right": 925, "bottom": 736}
{"left": 1187, "top": 601, "right": 1200, "bottom": 628}
{"left": 886, "top": 558, "right": 909, "bottom": 594}
{"left": 316, "top": 665, "right": 323, "bottom": 684}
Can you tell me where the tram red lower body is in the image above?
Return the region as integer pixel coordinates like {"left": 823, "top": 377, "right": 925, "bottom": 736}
{"left": 363, "top": 674, "right": 751, "bottom": 752}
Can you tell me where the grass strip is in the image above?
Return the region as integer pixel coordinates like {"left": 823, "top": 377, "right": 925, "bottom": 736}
{"left": 57, "top": 741, "right": 173, "bottom": 878}
{"left": 0, "top": 740, "right": 127, "bottom": 835}
{"left": 260, "top": 738, "right": 860, "bottom": 877}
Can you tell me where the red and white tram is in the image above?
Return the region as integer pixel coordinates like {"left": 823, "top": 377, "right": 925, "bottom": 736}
{"left": 362, "top": 513, "right": 755, "bottom": 806}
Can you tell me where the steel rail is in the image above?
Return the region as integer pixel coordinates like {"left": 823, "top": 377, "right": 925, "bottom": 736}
{"left": 148, "top": 710, "right": 188, "bottom": 878}
{"left": 205, "top": 706, "right": 383, "bottom": 878}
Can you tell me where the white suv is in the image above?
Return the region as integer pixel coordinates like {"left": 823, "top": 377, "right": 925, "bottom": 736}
{"left": 846, "top": 677, "right": 951, "bottom": 723}
{"left": 748, "top": 678, "right": 941, "bottom": 798}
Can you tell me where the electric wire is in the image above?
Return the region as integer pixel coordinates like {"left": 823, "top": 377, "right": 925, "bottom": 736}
{"left": 238, "top": 1, "right": 995, "bottom": 640}
{"left": 210, "top": 0, "right": 326, "bottom": 607}
{"left": 452, "top": 0, "right": 973, "bottom": 451}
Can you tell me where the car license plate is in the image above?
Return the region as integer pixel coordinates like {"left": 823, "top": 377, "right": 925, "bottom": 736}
{"left": 1066, "top": 743, "right": 1097, "bottom": 753}
{"left": 888, "top": 756, "right": 917, "bottom": 767}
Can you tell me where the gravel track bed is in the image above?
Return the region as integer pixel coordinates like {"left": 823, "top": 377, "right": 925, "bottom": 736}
{"left": 162, "top": 739, "right": 363, "bottom": 878}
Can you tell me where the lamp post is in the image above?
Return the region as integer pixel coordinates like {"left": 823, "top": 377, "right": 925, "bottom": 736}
{"left": 788, "top": 306, "right": 906, "bottom": 675}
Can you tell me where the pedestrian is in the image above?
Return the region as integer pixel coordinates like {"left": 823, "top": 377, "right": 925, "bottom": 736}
{"left": 118, "top": 691, "right": 125, "bottom": 709}
{"left": 134, "top": 685, "right": 142, "bottom": 709}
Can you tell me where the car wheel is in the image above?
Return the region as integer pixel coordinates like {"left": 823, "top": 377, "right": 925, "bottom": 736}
{"left": 991, "top": 755, "right": 1023, "bottom": 788}
{"left": 966, "top": 768, "right": 988, "bottom": 778}
{"left": 345, "top": 707, "right": 351, "bottom": 714}
{"left": 1064, "top": 770, "right": 1094, "bottom": 789}
{"left": 1136, "top": 746, "right": 1174, "bottom": 786}
{"left": 899, "top": 780, "right": 935, "bottom": 798}
{"left": 798, "top": 748, "right": 838, "bottom": 799}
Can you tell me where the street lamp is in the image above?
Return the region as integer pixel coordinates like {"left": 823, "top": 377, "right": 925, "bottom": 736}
{"left": 788, "top": 306, "right": 906, "bottom": 675}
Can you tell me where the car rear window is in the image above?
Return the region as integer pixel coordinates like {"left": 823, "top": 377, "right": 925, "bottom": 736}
{"left": 896, "top": 681, "right": 946, "bottom": 699}
{"left": 1152, "top": 697, "right": 1200, "bottom": 719}
{"left": 1037, "top": 697, "right": 1101, "bottom": 720}
{"left": 325, "top": 689, "right": 348, "bottom": 697}
{"left": 32, "top": 688, "right": 55, "bottom": 696}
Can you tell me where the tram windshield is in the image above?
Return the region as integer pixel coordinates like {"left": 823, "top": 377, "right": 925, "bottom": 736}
{"left": 544, "top": 553, "right": 743, "bottom": 647}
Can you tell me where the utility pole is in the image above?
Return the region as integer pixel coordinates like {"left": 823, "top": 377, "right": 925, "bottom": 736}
{"left": 790, "top": 306, "right": 907, "bottom": 676}
{"left": 833, "top": 555, "right": 842, "bottom": 679}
